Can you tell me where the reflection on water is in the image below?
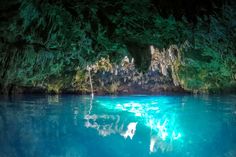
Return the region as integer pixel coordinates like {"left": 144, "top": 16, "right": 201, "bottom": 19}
{"left": 84, "top": 97, "right": 183, "bottom": 153}
{"left": 122, "top": 122, "right": 137, "bottom": 139}
{"left": 47, "top": 95, "right": 60, "bottom": 104}
{"left": 0, "top": 95, "right": 236, "bottom": 157}
{"left": 84, "top": 114, "right": 123, "bottom": 137}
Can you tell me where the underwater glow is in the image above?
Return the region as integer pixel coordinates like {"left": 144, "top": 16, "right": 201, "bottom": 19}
{"left": 156, "top": 119, "right": 168, "bottom": 140}
{"left": 1, "top": 95, "right": 236, "bottom": 157}
{"left": 85, "top": 96, "right": 183, "bottom": 153}
{"left": 122, "top": 122, "right": 138, "bottom": 139}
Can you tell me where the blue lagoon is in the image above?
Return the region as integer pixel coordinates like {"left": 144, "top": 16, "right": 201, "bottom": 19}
{"left": 0, "top": 95, "right": 236, "bottom": 157}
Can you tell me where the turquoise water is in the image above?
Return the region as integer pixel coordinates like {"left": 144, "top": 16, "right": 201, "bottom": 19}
{"left": 0, "top": 95, "right": 236, "bottom": 157}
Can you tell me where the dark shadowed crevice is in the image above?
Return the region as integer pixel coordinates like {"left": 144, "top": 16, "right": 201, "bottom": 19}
{"left": 126, "top": 41, "right": 151, "bottom": 72}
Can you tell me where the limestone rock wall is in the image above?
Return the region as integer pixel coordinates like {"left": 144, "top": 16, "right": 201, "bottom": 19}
{"left": 72, "top": 45, "right": 184, "bottom": 95}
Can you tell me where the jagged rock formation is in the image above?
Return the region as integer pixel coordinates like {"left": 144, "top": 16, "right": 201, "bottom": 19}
{"left": 0, "top": 45, "right": 186, "bottom": 95}
{"left": 60, "top": 45, "right": 185, "bottom": 95}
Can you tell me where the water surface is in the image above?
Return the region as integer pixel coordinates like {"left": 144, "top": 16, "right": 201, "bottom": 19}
{"left": 0, "top": 95, "right": 236, "bottom": 157}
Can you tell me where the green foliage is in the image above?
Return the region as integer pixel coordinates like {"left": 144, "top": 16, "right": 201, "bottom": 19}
{"left": 152, "top": 16, "right": 190, "bottom": 48}
{"left": 176, "top": 10, "right": 236, "bottom": 93}
{"left": 0, "top": 0, "right": 236, "bottom": 93}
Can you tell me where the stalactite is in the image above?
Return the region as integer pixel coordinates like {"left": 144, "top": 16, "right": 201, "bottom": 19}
{"left": 87, "top": 65, "right": 94, "bottom": 98}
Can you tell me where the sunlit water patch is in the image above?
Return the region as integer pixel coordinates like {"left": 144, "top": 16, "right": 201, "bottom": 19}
{"left": 0, "top": 95, "right": 236, "bottom": 157}
{"left": 94, "top": 96, "right": 183, "bottom": 153}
